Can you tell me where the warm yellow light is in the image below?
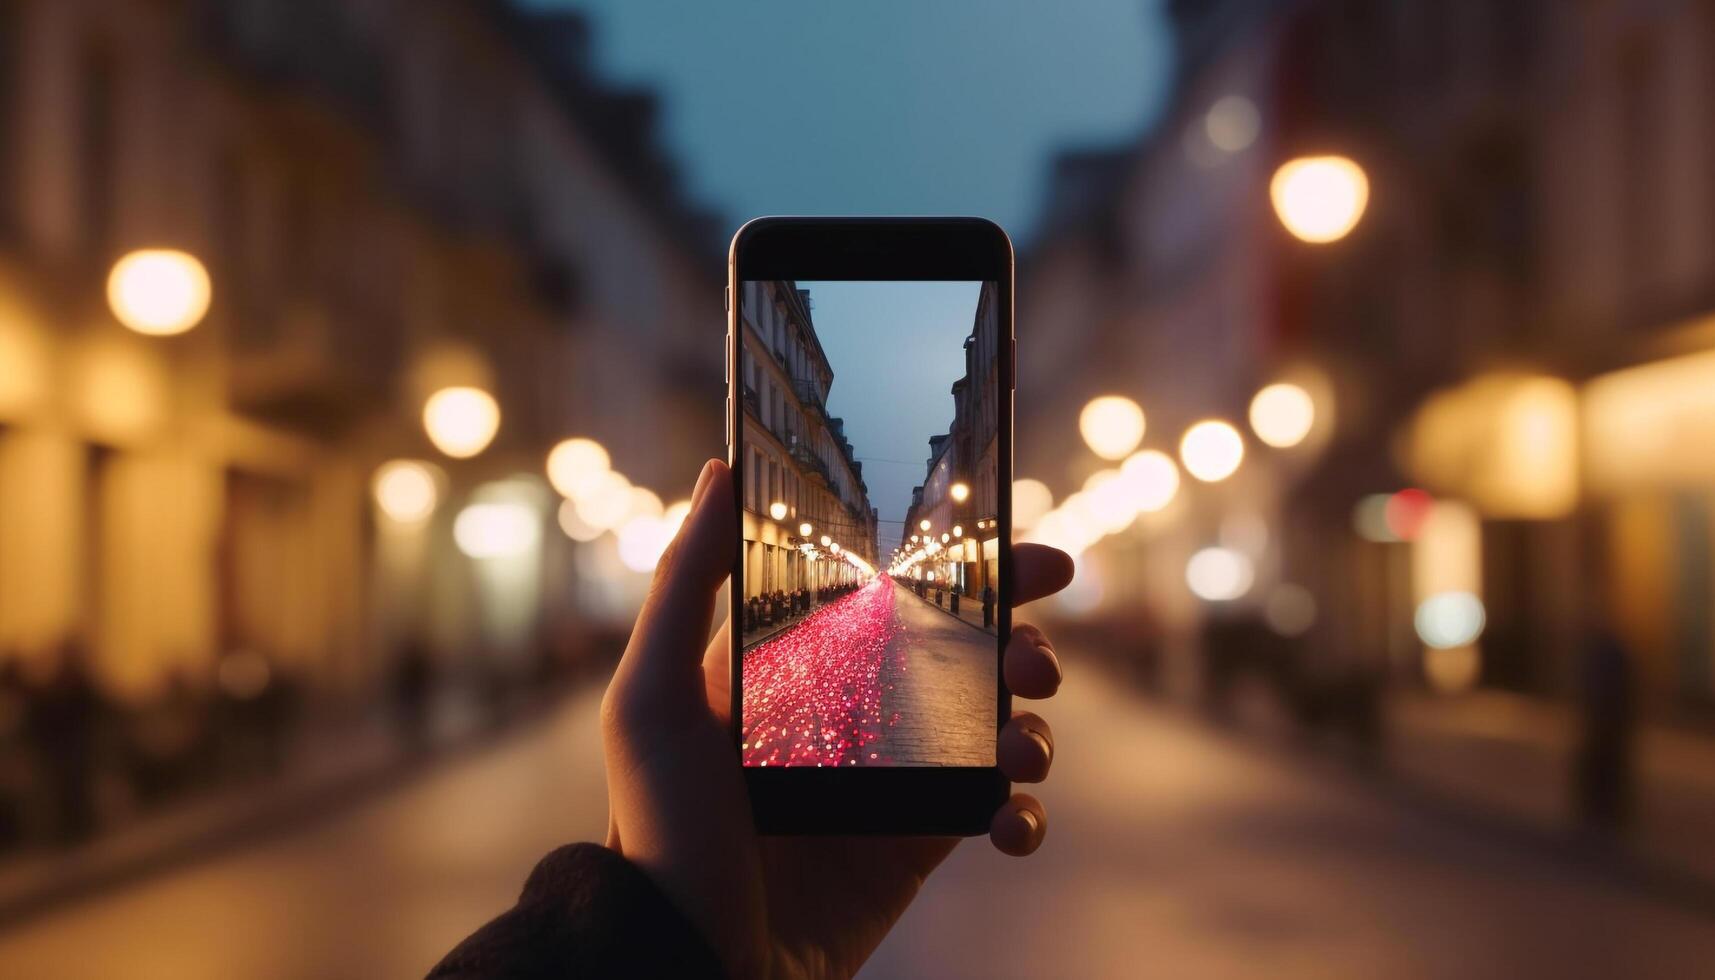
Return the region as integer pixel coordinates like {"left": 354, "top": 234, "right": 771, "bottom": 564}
{"left": 831, "top": 542, "right": 842, "bottom": 554}
{"left": 423, "top": 387, "right": 500, "bottom": 459}
{"left": 909, "top": 534, "right": 918, "bottom": 544}
{"left": 1186, "top": 547, "right": 1254, "bottom": 601}
{"left": 546, "top": 438, "right": 611, "bottom": 500}
{"left": 574, "top": 469, "right": 633, "bottom": 530}
{"left": 950, "top": 482, "right": 970, "bottom": 503}
{"left": 372, "top": 460, "right": 439, "bottom": 524}
{"left": 1425, "top": 646, "right": 1482, "bottom": 694}
{"left": 1013, "top": 479, "right": 1054, "bottom": 531}
{"left": 799, "top": 521, "right": 813, "bottom": 537}
{"left": 953, "top": 525, "right": 963, "bottom": 537}
{"left": 940, "top": 532, "right": 950, "bottom": 543}
{"left": 557, "top": 498, "right": 604, "bottom": 542}
{"left": 1079, "top": 395, "right": 1146, "bottom": 460}
{"left": 769, "top": 501, "right": 788, "bottom": 521}
{"left": 663, "top": 500, "right": 692, "bottom": 536}
{"left": 1249, "top": 382, "right": 1316, "bottom": 448}
{"left": 1120, "top": 449, "right": 1180, "bottom": 512}
{"left": 617, "top": 515, "right": 673, "bottom": 573}
{"left": 628, "top": 487, "right": 664, "bottom": 522}
{"left": 1271, "top": 155, "right": 1369, "bottom": 243}
{"left": 1180, "top": 420, "right": 1244, "bottom": 482}
{"left": 453, "top": 503, "right": 539, "bottom": 559}
{"left": 919, "top": 519, "right": 931, "bottom": 532}
{"left": 107, "top": 249, "right": 212, "bottom": 336}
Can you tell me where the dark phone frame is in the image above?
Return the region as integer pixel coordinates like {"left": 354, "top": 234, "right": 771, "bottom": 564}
{"left": 726, "top": 217, "right": 1015, "bottom": 835}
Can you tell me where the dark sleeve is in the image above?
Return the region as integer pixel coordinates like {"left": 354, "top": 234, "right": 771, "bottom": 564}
{"left": 427, "top": 843, "right": 727, "bottom": 979}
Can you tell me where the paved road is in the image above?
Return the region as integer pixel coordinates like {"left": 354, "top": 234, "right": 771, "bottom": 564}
{"left": 1, "top": 661, "right": 1712, "bottom": 978}
{"left": 742, "top": 578, "right": 996, "bottom": 767}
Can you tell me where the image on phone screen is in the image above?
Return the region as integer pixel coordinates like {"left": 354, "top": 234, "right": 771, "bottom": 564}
{"left": 737, "top": 280, "right": 1002, "bottom": 768}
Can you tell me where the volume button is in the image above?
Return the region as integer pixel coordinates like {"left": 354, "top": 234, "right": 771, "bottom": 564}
{"left": 725, "top": 396, "right": 732, "bottom": 445}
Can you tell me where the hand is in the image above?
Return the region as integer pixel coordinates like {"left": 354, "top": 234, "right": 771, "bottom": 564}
{"left": 601, "top": 460, "right": 1074, "bottom": 979}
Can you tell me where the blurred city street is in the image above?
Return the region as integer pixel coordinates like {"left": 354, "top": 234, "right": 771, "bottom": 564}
{"left": 1, "top": 659, "right": 1710, "bottom": 980}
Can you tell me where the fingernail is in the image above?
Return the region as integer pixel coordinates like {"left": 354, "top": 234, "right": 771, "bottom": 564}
{"left": 1018, "top": 809, "right": 1039, "bottom": 834}
{"left": 1024, "top": 727, "right": 1052, "bottom": 762}
{"left": 1038, "top": 645, "right": 1062, "bottom": 686}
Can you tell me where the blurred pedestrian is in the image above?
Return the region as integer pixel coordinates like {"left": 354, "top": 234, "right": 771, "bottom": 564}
{"left": 1575, "top": 618, "right": 1634, "bottom": 832}
{"left": 391, "top": 636, "right": 435, "bottom": 753}
{"left": 982, "top": 584, "right": 996, "bottom": 628}
{"left": 28, "top": 639, "right": 104, "bottom": 844}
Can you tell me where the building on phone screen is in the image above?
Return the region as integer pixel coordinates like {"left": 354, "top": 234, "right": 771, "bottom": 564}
{"left": 736, "top": 281, "right": 880, "bottom": 620}
{"left": 900, "top": 282, "right": 1001, "bottom": 604}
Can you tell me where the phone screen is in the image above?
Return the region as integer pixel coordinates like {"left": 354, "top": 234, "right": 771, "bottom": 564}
{"left": 736, "top": 280, "right": 1002, "bottom": 768}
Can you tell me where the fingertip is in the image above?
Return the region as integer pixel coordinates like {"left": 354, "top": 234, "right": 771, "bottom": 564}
{"left": 1004, "top": 629, "right": 1062, "bottom": 699}
{"left": 990, "top": 794, "right": 1046, "bottom": 856}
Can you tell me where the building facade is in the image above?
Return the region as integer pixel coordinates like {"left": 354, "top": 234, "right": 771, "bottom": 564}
{"left": 0, "top": 0, "right": 720, "bottom": 705}
{"left": 737, "top": 280, "right": 878, "bottom": 601}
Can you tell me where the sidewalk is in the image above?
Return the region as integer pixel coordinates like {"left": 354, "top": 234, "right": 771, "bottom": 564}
{"left": 902, "top": 583, "right": 998, "bottom": 635}
{"left": 1385, "top": 690, "right": 1715, "bottom": 888}
{"left": 0, "top": 686, "right": 571, "bottom": 928}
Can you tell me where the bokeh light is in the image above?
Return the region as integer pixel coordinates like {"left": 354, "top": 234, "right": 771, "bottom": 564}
{"left": 1270, "top": 155, "right": 1369, "bottom": 243}
{"left": 574, "top": 469, "right": 634, "bottom": 530}
{"left": 557, "top": 498, "right": 605, "bottom": 542}
{"left": 453, "top": 502, "right": 539, "bottom": 559}
{"left": 423, "top": 387, "right": 500, "bottom": 459}
{"left": 1180, "top": 420, "right": 1245, "bottom": 482}
{"left": 371, "top": 460, "right": 440, "bottom": 524}
{"left": 1414, "top": 591, "right": 1486, "bottom": 649}
{"left": 1014, "top": 479, "right": 1053, "bottom": 530}
{"left": 1185, "top": 546, "right": 1255, "bottom": 601}
{"left": 1264, "top": 584, "right": 1317, "bottom": 636}
{"left": 1119, "top": 449, "right": 1180, "bottom": 512}
{"left": 617, "top": 515, "right": 673, "bottom": 572}
{"left": 1249, "top": 382, "right": 1316, "bottom": 448}
{"left": 546, "top": 438, "right": 612, "bottom": 500}
{"left": 1079, "top": 395, "right": 1146, "bottom": 460}
{"left": 950, "top": 481, "right": 970, "bottom": 502}
{"left": 106, "top": 249, "right": 212, "bottom": 336}
{"left": 1205, "top": 94, "right": 1260, "bottom": 153}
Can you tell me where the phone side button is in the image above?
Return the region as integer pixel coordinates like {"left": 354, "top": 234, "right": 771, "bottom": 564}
{"left": 725, "top": 396, "right": 732, "bottom": 446}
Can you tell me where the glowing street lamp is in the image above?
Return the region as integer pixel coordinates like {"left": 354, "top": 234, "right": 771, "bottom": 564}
{"left": 953, "top": 525, "right": 963, "bottom": 537}
{"left": 1180, "top": 420, "right": 1244, "bottom": 482}
{"left": 372, "top": 460, "right": 439, "bottom": 524}
{"left": 546, "top": 438, "right": 611, "bottom": 499}
{"left": 820, "top": 535, "right": 832, "bottom": 547}
{"left": 107, "top": 249, "right": 212, "bottom": 336}
{"left": 423, "top": 386, "right": 500, "bottom": 459}
{"left": 919, "top": 519, "right": 931, "bottom": 532}
{"left": 950, "top": 482, "right": 971, "bottom": 503}
{"left": 1079, "top": 395, "right": 1146, "bottom": 460}
{"left": 1270, "top": 155, "right": 1369, "bottom": 244}
{"left": 798, "top": 521, "right": 813, "bottom": 537}
{"left": 769, "top": 501, "right": 788, "bottom": 521}
{"left": 1249, "top": 382, "right": 1316, "bottom": 448}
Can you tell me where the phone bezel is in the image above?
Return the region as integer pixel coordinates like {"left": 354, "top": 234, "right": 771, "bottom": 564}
{"left": 727, "top": 217, "right": 1014, "bottom": 835}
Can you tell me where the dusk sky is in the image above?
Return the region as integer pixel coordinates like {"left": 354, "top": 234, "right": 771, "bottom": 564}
{"left": 799, "top": 281, "right": 981, "bottom": 555}
{"left": 516, "top": 0, "right": 1172, "bottom": 243}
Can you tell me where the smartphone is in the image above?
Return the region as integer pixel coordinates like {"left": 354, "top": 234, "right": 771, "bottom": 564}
{"left": 726, "top": 217, "right": 1014, "bottom": 834}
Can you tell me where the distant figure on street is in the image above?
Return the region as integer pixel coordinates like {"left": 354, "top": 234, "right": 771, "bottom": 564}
{"left": 982, "top": 584, "right": 996, "bottom": 628}
{"left": 391, "top": 637, "right": 435, "bottom": 753}
{"left": 1575, "top": 621, "right": 1634, "bottom": 832}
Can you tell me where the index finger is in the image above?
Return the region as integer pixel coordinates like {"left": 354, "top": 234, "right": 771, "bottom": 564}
{"left": 1012, "top": 543, "right": 1074, "bottom": 606}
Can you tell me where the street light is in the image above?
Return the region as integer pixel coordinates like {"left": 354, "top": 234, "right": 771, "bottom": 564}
{"left": 1249, "top": 382, "right": 1316, "bottom": 448}
{"left": 941, "top": 532, "right": 950, "bottom": 543}
{"left": 950, "top": 482, "right": 970, "bottom": 503}
{"left": 1270, "top": 155, "right": 1369, "bottom": 244}
{"left": 1180, "top": 420, "right": 1244, "bottom": 482}
{"left": 372, "top": 460, "right": 440, "bottom": 524}
{"left": 769, "top": 501, "right": 788, "bottom": 521}
{"left": 1079, "top": 395, "right": 1146, "bottom": 460}
{"left": 798, "top": 521, "right": 813, "bottom": 537}
{"left": 919, "top": 519, "right": 931, "bottom": 532}
{"left": 953, "top": 525, "right": 963, "bottom": 537}
{"left": 423, "top": 386, "right": 500, "bottom": 459}
{"left": 107, "top": 249, "right": 212, "bottom": 336}
{"left": 820, "top": 535, "right": 831, "bottom": 547}
{"left": 546, "top": 438, "right": 611, "bottom": 500}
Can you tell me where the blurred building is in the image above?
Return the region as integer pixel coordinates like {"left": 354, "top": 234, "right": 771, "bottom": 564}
{"left": 1022, "top": 0, "right": 1715, "bottom": 858}
{"left": 737, "top": 281, "right": 877, "bottom": 600}
{"left": 0, "top": 0, "right": 720, "bottom": 711}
